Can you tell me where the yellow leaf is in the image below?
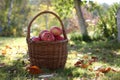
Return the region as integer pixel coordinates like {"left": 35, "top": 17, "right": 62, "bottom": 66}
{"left": 2, "top": 49, "right": 7, "bottom": 55}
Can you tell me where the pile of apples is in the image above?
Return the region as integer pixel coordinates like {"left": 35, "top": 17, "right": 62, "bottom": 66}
{"left": 31, "top": 26, "right": 64, "bottom": 42}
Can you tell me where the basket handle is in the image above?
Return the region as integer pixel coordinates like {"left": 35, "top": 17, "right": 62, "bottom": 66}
{"left": 26, "top": 11, "right": 67, "bottom": 43}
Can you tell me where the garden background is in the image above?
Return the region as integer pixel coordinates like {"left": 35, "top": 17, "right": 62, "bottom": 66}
{"left": 0, "top": 0, "right": 120, "bottom": 80}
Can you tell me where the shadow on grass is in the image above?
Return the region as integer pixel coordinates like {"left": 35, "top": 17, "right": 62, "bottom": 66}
{"left": 55, "top": 66, "right": 93, "bottom": 79}
{"left": 68, "top": 40, "right": 120, "bottom": 67}
{"left": 0, "top": 59, "right": 28, "bottom": 80}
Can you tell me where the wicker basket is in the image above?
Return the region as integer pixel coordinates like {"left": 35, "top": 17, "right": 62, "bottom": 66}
{"left": 26, "top": 11, "right": 68, "bottom": 70}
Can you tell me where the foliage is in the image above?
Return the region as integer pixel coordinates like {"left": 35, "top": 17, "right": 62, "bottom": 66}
{"left": 70, "top": 32, "right": 91, "bottom": 42}
{"left": 0, "top": 0, "right": 30, "bottom": 37}
{"left": 87, "top": 2, "right": 120, "bottom": 40}
{"left": 96, "top": 3, "right": 119, "bottom": 39}
{"left": 52, "top": 0, "right": 74, "bottom": 19}
{"left": 70, "top": 32, "right": 82, "bottom": 41}
{"left": 0, "top": 0, "right": 119, "bottom": 41}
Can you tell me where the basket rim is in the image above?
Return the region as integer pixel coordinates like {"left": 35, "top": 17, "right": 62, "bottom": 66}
{"left": 28, "top": 39, "right": 68, "bottom": 44}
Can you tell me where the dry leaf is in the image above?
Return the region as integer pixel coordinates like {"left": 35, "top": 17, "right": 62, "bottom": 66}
{"left": 74, "top": 60, "right": 84, "bottom": 67}
{"left": 104, "top": 67, "right": 111, "bottom": 73}
{"left": 83, "top": 55, "right": 89, "bottom": 59}
{"left": 74, "top": 60, "right": 89, "bottom": 68}
{"left": 80, "top": 63, "right": 89, "bottom": 68}
{"left": 0, "top": 63, "right": 5, "bottom": 67}
{"left": 2, "top": 49, "right": 7, "bottom": 55}
{"left": 91, "top": 56, "right": 98, "bottom": 62}
{"left": 88, "top": 59, "right": 94, "bottom": 65}
{"left": 5, "top": 45, "right": 11, "bottom": 49}
{"left": 27, "top": 65, "right": 43, "bottom": 74}
{"left": 111, "top": 68, "right": 120, "bottom": 72}
{"left": 96, "top": 67, "right": 111, "bottom": 73}
{"left": 88, "top": 68, "right": 93, "bottom": 71}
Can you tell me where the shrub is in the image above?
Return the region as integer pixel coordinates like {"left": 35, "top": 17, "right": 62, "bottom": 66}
{"left": 70, "top": 32, "right": 91, "bottom": 42}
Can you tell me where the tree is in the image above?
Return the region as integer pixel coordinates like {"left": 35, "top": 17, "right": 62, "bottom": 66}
{"left": 53, "top": 0, "right": 91, "bottom": 41}
{"left": 74, "top": 0, "right": 89, "bottom": 40}
{"left": 7, "top": 0, "right": 14, "bottom": 28}
{"left": 117, "top": 7, "right": 120, "bottom": 42}
{"left": 0, "top": 0, "right": 30, "bottom": 36}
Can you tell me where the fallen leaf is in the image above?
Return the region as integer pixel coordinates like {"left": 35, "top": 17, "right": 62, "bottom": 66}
{"left": 88, "top": 68, "right": 93, "bottom": 71}
{"left": 95, "top": 71, "right": 101, "bottom": 79}
{"left": 111, "top": 68, "right": 120, "bottom": 72}
{"left": 88, "top": 59, "right": 94, "bottom": 65}
{"left": 0, "top": 63, "right": 5, "bottom": 67}
{"left": 74, "top": 60, "right": 90, "bottom": 68}
{"left": 74, "top": 60, "right": 84, "bottom": 67}
{"left": 96, "top": 67, "right": 111, "bottom": 73}
{"left": 95, "top": 71, "right": 104, "bottom": 79}
{"left": 91, "top": 56, "right": 98, "bottom": 62}
{"left": 27, "top": 65, "right": 43, "bottom": 74}
{"left": 104, "top": 67, "right": 111, "bottom": 73}
{"left": 1, "top": 49, "right": 7, "bottom": 55}
{"left": 5, "top": 45, "right": 12, "bottom": 49}
{"left": 94, "top": 66, "right": 103, "bottom": 71}
{"left": 80, "top": 63, "right": 89, "bottom": 68}
{"left": 83, "top": 55, "right": 89, "bottom": 59}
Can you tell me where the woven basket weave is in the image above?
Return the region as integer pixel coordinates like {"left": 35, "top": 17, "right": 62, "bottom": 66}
{"left": 26, "top": 11, "right": 68, "bottom": 70}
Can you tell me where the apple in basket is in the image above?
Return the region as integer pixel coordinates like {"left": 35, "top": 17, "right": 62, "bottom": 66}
{"left": 31, "top": 37, "right": 40, "bottom": 42}
{"left": 39, "top": 30, "right": 49, "bottom": 38}
{"left": 50, "top": 26, "right": 62, "bottom": 36}
{"left": 55, "top": 35, "right": 64, "bottom": 41}
{"left": 41, "top": 31, "right": 55, "bottom": 41}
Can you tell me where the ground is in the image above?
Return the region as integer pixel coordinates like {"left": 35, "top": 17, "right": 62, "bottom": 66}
{"left": 0, "top": 37, "right": 120, "bottom": 80}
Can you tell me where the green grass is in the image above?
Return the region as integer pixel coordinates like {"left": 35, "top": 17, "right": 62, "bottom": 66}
{"left": 0, "top": 37, "right": 120, "bottom": 80}
{"left": 0, "top": 37, "right": 27, "bottom": 49}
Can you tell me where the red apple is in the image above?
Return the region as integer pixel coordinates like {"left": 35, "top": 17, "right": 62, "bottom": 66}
{"left": 31, "top": 37, "right": 40, "bottom": 42}
{"left": 39, "top": 30, "right": 49, "bottom": 38}
{"left": 50, "top": 26, "right": 62, "bottom": 36}
{"left": 55, "top": 35, "right": 64, "bottom": 41}
{"left": 41, "top": 32, "right": 55, "bottom": 41}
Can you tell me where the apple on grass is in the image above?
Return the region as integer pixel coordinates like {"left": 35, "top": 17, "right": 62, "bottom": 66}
{"left": 50, "top": 26, "right": 62, "bottom": 36}
{"left": 41, "top": 31, "right": 55, "bottom": 41}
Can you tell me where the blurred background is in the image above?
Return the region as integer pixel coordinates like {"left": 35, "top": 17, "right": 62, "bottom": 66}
{"left": 0, "top": 0, "right": 120, "bottom": 41}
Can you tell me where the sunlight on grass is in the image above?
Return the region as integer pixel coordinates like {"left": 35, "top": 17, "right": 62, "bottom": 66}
{"left": 0, "top": 37, "right": 27, "bottom": 49}
{"left": 0, "top": 37, "right": 120, "bottom": 80}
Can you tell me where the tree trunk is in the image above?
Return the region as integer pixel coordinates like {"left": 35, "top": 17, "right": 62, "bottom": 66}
{"left": 7, "top": 0, "right": 14, "bottom": 27}
{"left": 74, "top": 0, "right": 88, "bottom": 36}
{"left": 117, "top": 7, "right": 120, "bottom": 42}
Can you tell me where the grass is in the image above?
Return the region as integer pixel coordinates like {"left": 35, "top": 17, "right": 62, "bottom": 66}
{"left": 0, "top": 37, "right": 120, "bottom": 80}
